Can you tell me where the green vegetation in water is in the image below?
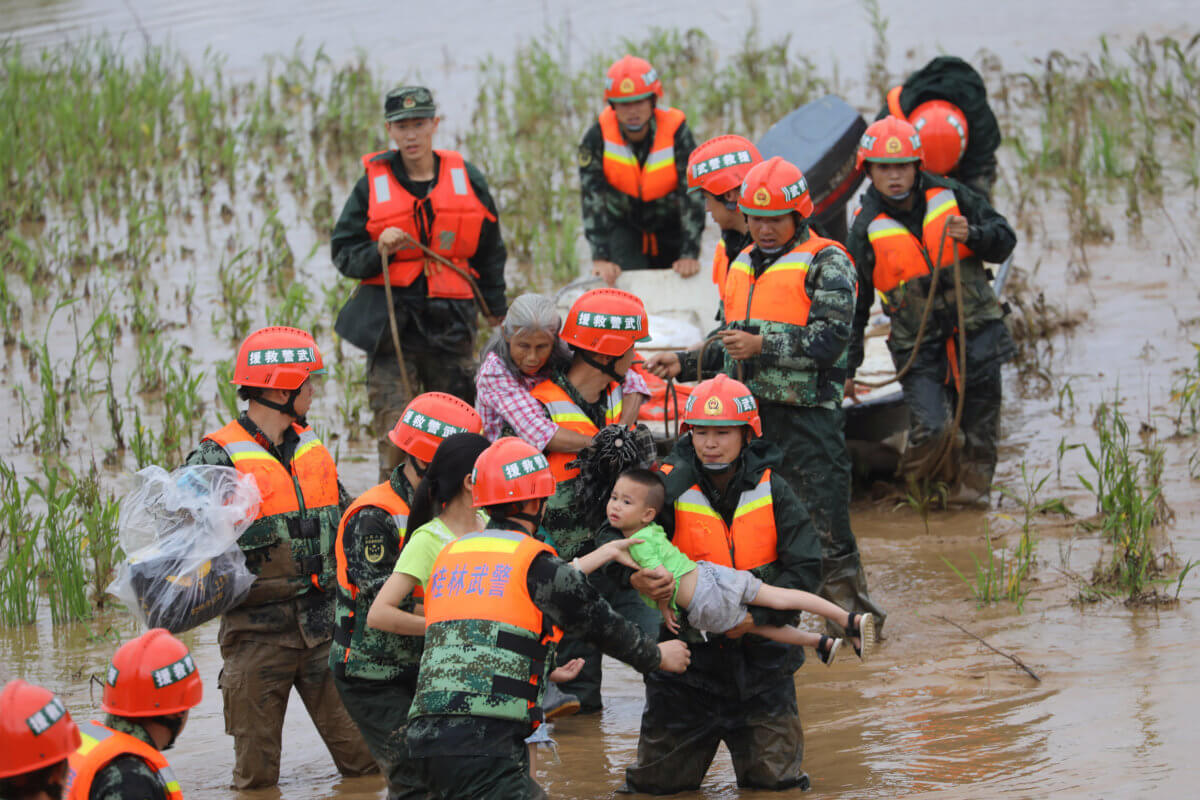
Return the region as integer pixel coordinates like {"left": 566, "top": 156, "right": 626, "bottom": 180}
{"left": 999, "top": 33, "right": 1200, "bottom": 269}
{"left": 943, "top": 520, "right": 1037, "bottom": 613}
{"left": 1071, "top": 398, "right": 1177, "bottom": 604}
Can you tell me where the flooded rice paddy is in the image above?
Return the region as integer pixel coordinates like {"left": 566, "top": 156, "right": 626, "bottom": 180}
{"left": 2, "top": 1, "right": 1199, "bottom": 797}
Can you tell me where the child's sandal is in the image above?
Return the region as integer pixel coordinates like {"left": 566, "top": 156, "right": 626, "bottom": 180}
{"left": 816, "top": 635, "right": 841, "bottom": 666}
{"left": 846, "top": 613, "right": 876, "bottom": 663}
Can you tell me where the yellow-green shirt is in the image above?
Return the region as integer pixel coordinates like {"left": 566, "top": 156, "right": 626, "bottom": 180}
{"left": 393, "top": 514, "right": 486, "bottom": 586}
{"left": 627, "top": 522, "right": 697, "bottom": 611}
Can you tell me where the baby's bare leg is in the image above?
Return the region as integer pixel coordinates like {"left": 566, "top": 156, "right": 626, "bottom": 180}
{"left": 751, "top": 583, "right": 850, "bottom": 627}
{"left": 745, "top": 624, "right": 824, "bottom": 648}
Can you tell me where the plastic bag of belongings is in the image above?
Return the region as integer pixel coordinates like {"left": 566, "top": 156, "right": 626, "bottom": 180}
{"left": 108, "top": 465, "right": 260, "bottom": 633}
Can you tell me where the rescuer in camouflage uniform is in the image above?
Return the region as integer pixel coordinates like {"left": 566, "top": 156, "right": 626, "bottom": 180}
{"left": 616, "top": 377, "right": 825, "bottom": 793}
{"left": 330, "top": 393, "right": 483, "bottom": 799}
{"left": 64, "top": 630, "right": 202, "bottom": 800}
{"left": 405, "top": 437, "right": 690, "bottom": 799}
{"left": 331, "top": 86, "right": 508, "bottom": 481}
{"left": 186, "top": 327, "right": 375, "bottom": 789}
{"left": 579, "top": 55, "right": 705, "bottom": 283}
{"left": 648, "top": 158, "right": 887, "bottom": 635}
{"left": 846, "top": 116, "right": 1016, "bottom": 504}
{"left": 516, "top": 289, "right": 661, "bottom": 712}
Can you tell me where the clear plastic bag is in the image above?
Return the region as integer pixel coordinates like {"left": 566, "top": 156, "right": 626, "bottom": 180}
{"left": 108, "top": 465, "right": 261, "bottom": 633}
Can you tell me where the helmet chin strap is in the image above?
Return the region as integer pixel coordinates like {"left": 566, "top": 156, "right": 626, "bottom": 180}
{"left": 409, "top": 455, "right": 428, "bottom": 479}
{"left": 491, "top": 500, "right": 546, "bottom": 534}
{"left": 255, "top": 387, "right": 303, "bottom": 422}
{"left": 577, "top": 349, "right": 627, "bottom": 383}
{"left": 151, "top": 713, "right": 187, "bottom": 751}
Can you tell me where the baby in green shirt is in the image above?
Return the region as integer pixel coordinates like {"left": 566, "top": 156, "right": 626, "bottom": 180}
{"left": 607, "top": 469, "right": 875, "bottom": 664}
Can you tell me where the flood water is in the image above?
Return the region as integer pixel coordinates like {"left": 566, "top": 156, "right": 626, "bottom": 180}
{"left": 3, "top": 2, "right": 1200, "bottom": 798}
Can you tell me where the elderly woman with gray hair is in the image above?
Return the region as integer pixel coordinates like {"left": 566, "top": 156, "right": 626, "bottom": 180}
{"left": 475, "top": 293, "right": 648, "bottom": 449}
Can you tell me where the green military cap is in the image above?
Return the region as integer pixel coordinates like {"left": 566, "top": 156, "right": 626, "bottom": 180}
{"left": 385, "top": 86, "right": 437, "bottom": 121}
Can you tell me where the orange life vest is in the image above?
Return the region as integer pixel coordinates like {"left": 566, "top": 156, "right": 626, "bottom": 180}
{"left": 362, "top": 149, "right": 495, "bottom": 299}
{"left": 866, "top": 186, "right": 975, "bottom": 294}
{"left": 711, "top": 238, "right": 731, "bottom": 299}
{"left": 672, "top": 469, "right": 778, "bottom": 570}
{"left": 335, "top": 482, "right": 420, "bottom": 601}
{"left": 206, "top": 421, "right": 340, "bottom": 521}
{"left": 65, "top": 721, "right": 183, "bottom": 800}
{"left": 530, "top": 380, "right": 623, "bottom": 481}
{"left": 723, "top": 235, "right": 851, "bottom": 326}
{"left": 414, "top": 529, "right": 563, "bottom": 726}
{"left": 599, "top": 106, "right": 686, "bottom": 202}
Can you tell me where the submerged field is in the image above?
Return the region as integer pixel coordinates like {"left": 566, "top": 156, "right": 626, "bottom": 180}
{"left": 1, "top": 8, "right": 1198, "bottom": 798}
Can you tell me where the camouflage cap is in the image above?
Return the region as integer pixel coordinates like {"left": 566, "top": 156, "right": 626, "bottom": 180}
{"left": 385, "top": 86, "right": 436, "bottom": 121}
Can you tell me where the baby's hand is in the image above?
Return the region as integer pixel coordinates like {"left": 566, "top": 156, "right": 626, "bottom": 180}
{"left": 604, "top": 538, "right": 644, "bottom": 570}
{"left": 663, "top": 605, "right": 680, "bottom": 634}
{"left": 549, "top": 657, "right": 585, "bottom": 683}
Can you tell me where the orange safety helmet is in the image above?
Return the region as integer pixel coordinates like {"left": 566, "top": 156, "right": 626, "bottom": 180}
{"left": 855, "top": 115, "right": 924, "bottom": 171}
{"left": 470, "top": 436, "right": 557, "bottom": 507}
{"left": 909, "top": 100, "right": 968, "bottom": 175}
{"left": 737, "top": 156, "right": 814, "bottom": 218}
{"left": 604, "top": 55, "right": 662, "bottom": 103}
{"left": 102, "top": 629, "right": 203, "bottom": 718}
{"left": 680, "top": 375, "right": 762, "bottom": 437}
{"left": 560, "top": 288, "right": 648, "bottom": 357}
{"left": 388, "top": 392, "right": 484, "bottom": 463}
{"left": 0, "top": 680, "right": 82, "bottom": 778}
{"left": 231, "top": 326, "right": 325, "bottom": 391}
{"left": 687, "top": 134, "right": 763, "bottom": 197}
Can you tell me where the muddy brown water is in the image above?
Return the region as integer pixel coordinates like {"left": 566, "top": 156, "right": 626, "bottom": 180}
{"left": 4, "top": 3, "right": 1200, "bottom": 798}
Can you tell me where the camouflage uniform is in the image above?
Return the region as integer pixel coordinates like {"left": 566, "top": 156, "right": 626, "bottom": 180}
{"left": 86, "top": 716, "right": 170, "bottom": 800}
{"left": 331, "top": 150, "right": 508, "bottom": 481}
{"left": 406, "top": 532, "right": 661, "bottom": 799}
{"left": 186, "top": 416, "right": 377, "bottom": 789}
{"left": 578, "top": 116, "right": 705, "bottom": 270}
{"left": 531, "top": 374, "right": 661, "bottom": 712}
{"left": 678, "top": 225, "right": 887, "bottom": 632}
{"left": 847, "top": 173, "right": 1016, "bottom": 497}
{"left": 877, "top": 55, "right": 1003, "bottom": 199}
{"left": 620, "top": 435, "right": 822, "bottom": 793}
{"left": 330, "top": 468, "right": 427, "bottom": 800}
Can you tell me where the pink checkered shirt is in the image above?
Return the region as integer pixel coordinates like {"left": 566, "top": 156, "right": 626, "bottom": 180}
{"left": 475, "top": 351, "right": 650, "bottom": 449}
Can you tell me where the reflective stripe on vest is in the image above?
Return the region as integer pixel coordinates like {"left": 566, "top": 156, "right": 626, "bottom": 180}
{"left": 722, "top": 235, "right": 851, "bottom": 327}
{"left": 530, "top": 380, "right": 623, "bottom": 481}
{"left": 335, "top": 482, "right": 412, "bottom": 600}
{"left": 866, "top": 186, "right": 975, "bottom": 294}
{"left": 711, "top": 238, "right": 730, "bottom": 299}
{"left": 599, "top": 106, "right": 686, "bottom": 202}
{"left": 65, "top": 721, "right": 183, "bottom": 800}
{"left": 413, "top": 530, "right": 562, "bottom": 726}
{"left": 206, "top": 421, "right": 340, "bottom": 519}
{"left": 360, "top": 148, "right": 495, "bottom": 298}
{"left": 672, "top": 469, "right": 778, "bottom": 570}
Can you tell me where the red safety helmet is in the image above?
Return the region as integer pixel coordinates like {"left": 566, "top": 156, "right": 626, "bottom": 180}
{"left": 855, "top": 115, "right": 924, "bottom": 170}
{"left": 680, "top": 374, "right": 762, "bottom": 437}
{"left": 0, "top": 680, "right": 81, "bottom": 779}
{"left": 604, "top": 55, "right": 662, "bottom": 103}
{"left": 102, "top": 629, "right": 202, "bottom": 718}
{"left": 470, "top": 437, "right": 557, "bottom": 507}
{"left": 560, "top": 288, "right": 648, "bottom": 357}
{"left": 687, "top": 135, "right": 763, "bottom": 196}
{"left": 231, "top": 326, "right": 325, "bottom": 391}
{"left": 388, "top": 392, "right": 484, "bottom": 463}
{"left": 738, "top": 156, "right": 814, "bottom": 218}
{"left": 909, "top": 100, "right": 968, "bottom": 175}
